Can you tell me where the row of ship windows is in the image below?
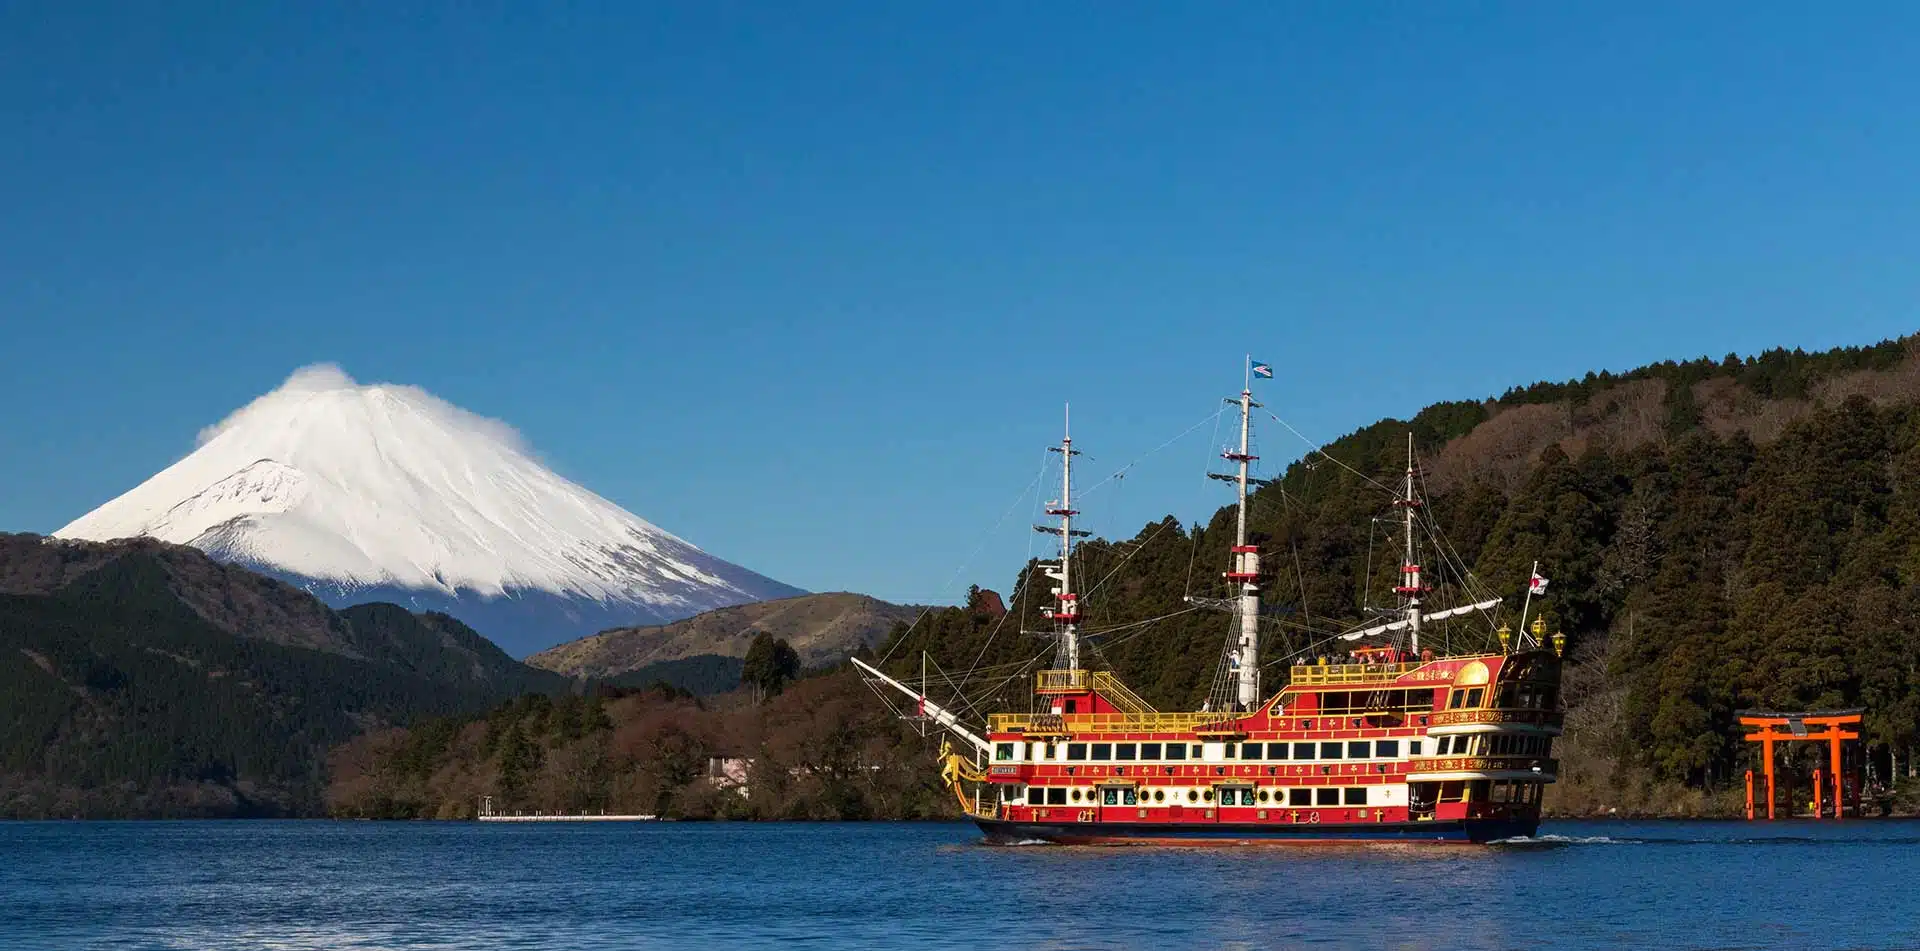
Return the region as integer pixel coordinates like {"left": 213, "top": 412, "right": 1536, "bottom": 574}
{"left": 995, "top": 735, "right": 1553, "bottom": 763}
{"left": 1414, "top": 780, "right": 1546, "bottom": 805}
{"left": 1434, "top": 734, "right": 1552, "bottom": 757}
{"left": 997, "top": 739, "right": 1421, "bottom": 763}
{"left": 1440, "top": 685, "right": 1558, "bottom": 711}
{"left": 1013, "top": 786, "right": 1372, "bottom": 807}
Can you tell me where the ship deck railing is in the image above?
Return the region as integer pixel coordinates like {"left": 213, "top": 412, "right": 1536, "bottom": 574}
{"left": 1091, "top": 671, "right": 1156, "bottom": 714}
{"left": 1033, "top": 669, "right": 1090, "bottom": 693}
{"left": 1280, "top": 661, "right": 1427, "bottom": 686}
{"left": 988, "top": 711, "right": 1244, "bottom": 735}
{"left": 1027, "top": 670, "right": 1165, "bottom": 715}
{"left": 1036, "top": 658, "right": 1492, "bottom": 703}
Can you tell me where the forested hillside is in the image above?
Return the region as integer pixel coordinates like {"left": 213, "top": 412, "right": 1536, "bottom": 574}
{"left": 0, "top": 535, "right": 567, "bottom": 817}
{"left": 880, "top": 338, "right": 1920, "bottom": 812}
{"left": 327, "top": 672, "right": 947, "bottom": 820}
{"left": 336, "top": 336, "right": 1920, "bottom": 819}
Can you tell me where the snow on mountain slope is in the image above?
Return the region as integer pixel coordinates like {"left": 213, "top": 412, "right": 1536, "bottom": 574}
{"left": 57, "top": 364, "right": 803, "bottom": 655}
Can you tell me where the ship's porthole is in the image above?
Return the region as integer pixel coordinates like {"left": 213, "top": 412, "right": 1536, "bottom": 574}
{"left": 1202, "top": 790, "right": 1214, "bottom": 803}
{"left": 1154, "top": 790, "right": 1165, "bottom": 803}
{"left": 1259, "top": 790, "right": 1270, "bottom": 803}
{"left": 1070, "top": 789, "right": 1081, "bottom": 803}
{"left": 1187, "top": 789, "right": 1198, "bottom": 803}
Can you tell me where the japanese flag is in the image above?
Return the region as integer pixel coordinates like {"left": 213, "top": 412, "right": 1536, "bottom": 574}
{"left": 1529, "top": 572, "right": 1550, "bottom": 595}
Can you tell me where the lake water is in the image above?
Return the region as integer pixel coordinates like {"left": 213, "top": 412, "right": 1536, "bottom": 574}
{"left": 4, "top": 820, "right": 1918, "bottom": 950}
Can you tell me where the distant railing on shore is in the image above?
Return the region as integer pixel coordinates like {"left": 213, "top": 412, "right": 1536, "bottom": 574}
{"left": 476, "top": 813, "right": 659, "bottom": 822}
{"left": 476, "top": 797, "right": 658, "bottom": 822}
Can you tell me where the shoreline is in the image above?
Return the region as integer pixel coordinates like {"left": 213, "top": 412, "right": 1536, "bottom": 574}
{"left": 11, "top": 811, "right": 1920, "bottom": 822}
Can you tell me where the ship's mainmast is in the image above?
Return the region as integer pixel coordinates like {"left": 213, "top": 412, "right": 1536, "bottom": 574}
{"left": 1036, "top": 408, "right": 1088, "bottom": 670}
{"left": 1221, "top": 384, "right": 1262, "bottom": 709}
{"left": 1394, "top": 434, "right": 1429, "bottom": 655}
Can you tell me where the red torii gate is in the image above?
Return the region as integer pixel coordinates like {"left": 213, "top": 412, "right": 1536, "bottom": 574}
{"left": 1740, "top": 709, "right": 1862, "bottom": 820}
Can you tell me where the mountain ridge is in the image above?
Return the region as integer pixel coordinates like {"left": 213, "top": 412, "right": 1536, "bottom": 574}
{"left": 528, "top": 592, "right": 920, "bottom": 679}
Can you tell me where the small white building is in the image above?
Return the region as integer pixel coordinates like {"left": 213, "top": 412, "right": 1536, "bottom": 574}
{"left": 707, "top": 756, "right": 752, "bottom": 798}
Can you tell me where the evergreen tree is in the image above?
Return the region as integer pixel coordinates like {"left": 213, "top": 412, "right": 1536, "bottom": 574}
{"left": 741, "top": 633, "right": 801, "bottom": 703}
{"left": 495, "top": 721, "right": 541, "bottom": 805}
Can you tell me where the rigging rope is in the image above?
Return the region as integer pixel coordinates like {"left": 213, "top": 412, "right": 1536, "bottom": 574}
{"left": 879, "top": 450, "right": 1050, "bottom": 666}
{"left": 958, "top": 565, "right": 1032, "bottom": 686}
{"left": 957, "top": 490, "right": 1046, "bottom": 690}
{"left": 1411, "top": 448, "right": 1504, "bottom": 648}
{"left": 927, "top": 651, "right": 1042, "bottom": 726}
{"left": 1079, "top": 407, "right": 1229, "bottom": 499}
{"left": 1362, "top": 516, "right": 1380, "bottom": 611}
{"left": 937, "top": 647, "right": 1055, "bottom": 728}
{"left": 941, "top": 406, "right": 1229, "bottom": 691}
{"left": 1078, "top": 605, "right": 1203, "bottom": 649}
{"left": 1291, "top": 534, "right": 1312, "bottom": 631}
{"left": 1182, "top": 406, "right": 1230, "bottom": 600}
{"left": 1080, "top": 515, "right": 1176, "bottom": 603}
{"left": 1263, "top": 410, "right": 1399, "bottom": 497}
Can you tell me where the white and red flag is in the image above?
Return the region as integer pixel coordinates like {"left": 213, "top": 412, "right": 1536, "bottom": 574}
{"left": 1528, "top": 571, "right": 1550, "bottom": 595}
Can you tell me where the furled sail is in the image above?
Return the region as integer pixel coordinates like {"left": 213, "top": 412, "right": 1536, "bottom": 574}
{"left": 1338, "top": 598, "right": 1503, "bottom": 641}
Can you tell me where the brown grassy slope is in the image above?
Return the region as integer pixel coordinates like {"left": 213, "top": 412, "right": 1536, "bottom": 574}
{"left": 526, "top": 592, "right": 920, "bottom": 677}
{"left": 1, "top": 533, "right": 350, "bottom": 655}
{"left": 0, "top": 532, "right": 552, "bottom": 691}
{"left": 1428, "top": 349, "right": 1920, "bottom": 495}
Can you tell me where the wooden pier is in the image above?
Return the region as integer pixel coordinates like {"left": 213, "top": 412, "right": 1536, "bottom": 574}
{"left": 477, "top": 813, "right": 658, "bottom": 822}
{"left": 477, "top": 796, "right": 656, "bottom": 822}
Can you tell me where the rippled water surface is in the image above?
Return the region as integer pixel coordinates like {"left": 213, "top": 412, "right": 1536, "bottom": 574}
{"left": 4, "top": 820, "right": 1920, "bottom": 950}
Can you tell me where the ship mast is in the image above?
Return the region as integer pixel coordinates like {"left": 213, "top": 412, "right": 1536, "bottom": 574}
{"left": 1036, "top": 406, "right": 1087, "bottom": 670}
{"left": 1222, "top": 370, "right": 1262, "bottom": 710}
{"left": 1335, "top": 433, "right": 1502, "bottom": 649}
{"left": 1394, "top": 433, "right": 1428, "bottom": 655}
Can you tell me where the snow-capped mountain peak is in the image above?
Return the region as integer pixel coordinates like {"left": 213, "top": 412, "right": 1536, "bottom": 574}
{"left": 57, "top": 365, "right": 801, "bottom": 654}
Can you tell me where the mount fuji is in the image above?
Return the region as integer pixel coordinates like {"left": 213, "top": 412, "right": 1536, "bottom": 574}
{"left": 57, "top": 365, "right": 804, "bottom": 657}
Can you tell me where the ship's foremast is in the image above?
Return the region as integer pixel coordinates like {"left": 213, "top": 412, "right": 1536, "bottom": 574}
{"left": 1331, "top": 433, "right": 1502, "bottom": 654}
{"left": 1035, "top": 407, "right": 1089, "bottom": 670}
{"left": 1395, "top": 434, "right": 1429, "bottom": 655}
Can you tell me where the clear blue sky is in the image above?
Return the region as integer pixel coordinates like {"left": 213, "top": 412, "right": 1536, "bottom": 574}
{"left": 4, "top": 4, "right": 1917, "bottom": 605}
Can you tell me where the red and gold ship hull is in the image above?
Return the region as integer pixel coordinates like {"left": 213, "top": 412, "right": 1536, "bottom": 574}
{"left": 946, "top": 647, "right": 1562, "bottom": 846}
{"left": 975, "top": 815, "right": 1537, "bottom": 846}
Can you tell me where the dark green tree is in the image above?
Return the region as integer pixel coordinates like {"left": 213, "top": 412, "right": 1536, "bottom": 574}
{"left": 495, "top": 721, "right": 541, "bottom": 805}
{"left": 741, "top": 633, "right": 801, "bottom": 703}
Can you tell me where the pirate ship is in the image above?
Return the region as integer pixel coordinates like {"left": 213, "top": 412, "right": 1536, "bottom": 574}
{"left": 853, "top": 366, "right": 1564, "bottom": 844}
